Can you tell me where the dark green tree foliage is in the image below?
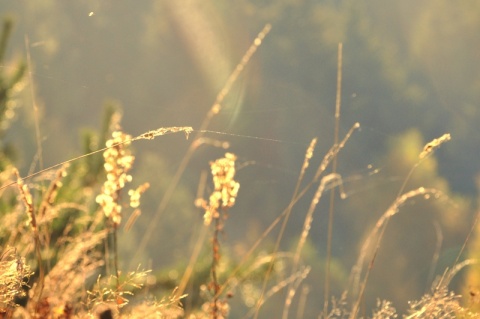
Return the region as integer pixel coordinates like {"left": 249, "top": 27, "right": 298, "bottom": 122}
{"left": 0, "top": 17, "right": 25, "bottom": 168}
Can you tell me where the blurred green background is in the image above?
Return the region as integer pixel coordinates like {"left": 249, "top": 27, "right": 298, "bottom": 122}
{"left": 1, "top": 0, "right": 480, "bottom": 317}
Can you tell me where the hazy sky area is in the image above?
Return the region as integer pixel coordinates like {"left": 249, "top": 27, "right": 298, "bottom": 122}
{"left": 1, "top": 0, "right": 480, "bottom": 316}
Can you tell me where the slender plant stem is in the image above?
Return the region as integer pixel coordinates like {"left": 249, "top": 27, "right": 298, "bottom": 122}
{"left": 324, "top": 42, "right": 343, "bottom": 317}
{"left": 176, "top": 171, "right": 209, "bottom": 299}
{"left": 436, "top": 203, "right": 480, "bottom": 289}
{"left": 113, "top": 224, "right": 120, "bottom": 292}
{"left": 33, "top": 227, "right": 44, "bottom": 306}
{"left": 216, "top": 124, "right": 358, "bottom": 301}
{"left": 25, "top": 35, "right": 44, "bottom": 173}
{"left": 296, "top": 285, "right": 310, "bottom": 319}
{"left": 350, "top": 135, "right": 451, "bottom": 316}
{"left": 211, "top": 215, "right": 221, "bottom": 319}
{"left": 176, "top": 224, "right": 208, "bottom": 299}
{"left": 25, "top": 38, "right": 46, "bottom": 302}
{"left": 282, "top": 139, "right": 317, "bottom": 319}
{"left": 257, "top": 140, "right": 317, "bottom": 319}
{"left": 131, "top": 24, "right": 271, "bottom": 267}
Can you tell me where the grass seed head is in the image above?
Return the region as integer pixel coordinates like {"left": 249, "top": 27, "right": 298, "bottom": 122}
{"left": 0, "top": 247, "right": 31, "bottom": 309}
{"left": 96, "top": 130, "right": 134, "bottom": 226}
{"left": 203, "top": 153, "right": 240, "bottom": 226}
{"left": 419, "top": 133, "right": 451, "bottom": 159}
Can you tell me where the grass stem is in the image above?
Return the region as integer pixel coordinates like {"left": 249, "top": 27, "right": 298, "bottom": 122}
{"left": 324, "top": 42, "right": 343, "bottom": 317}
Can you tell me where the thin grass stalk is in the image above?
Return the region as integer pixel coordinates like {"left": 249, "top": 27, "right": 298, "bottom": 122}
{"left": 211, "top": 214, "right": 221, "bottom": 319}
{"left": 0, "top": 127, "right": 192, "bottom": 192}
{"left": 253, "top": 127, "right": 356, "bottom": 318}
{"left": 200, "top": 24, "right": 272, "bottom": 129}
{"left": 313, "top": 123, "right": 360, "bottom": 182}
{"left": 24, "top": 36, "right": 46, "bottom": 291}
{"left": 37, "top": 164, "right": 69, "bottom": 219}
{"left": 396, "top": 133, "right": 450, "bottom": 200}
{"left": 219, "top": 200, "right": 298, "bottom": 300}
{"left": 243, "top": 267, "right": 311, "bottom": 319}
{"left": 349, "top": 133, "right": 451, "bottom": 318}
{"left": 282, "top": 138, "right": 316, "bottom": 309}
{"left": 252, "top": 137, "right": 316, "bottom": 319}
{"left": 104, "top": 238, "right": 111, "bottom": 282}
{"left": 175, "top": 170, "right": 209, "bottom": 299}
{"left": 113, "top": 224, "right": 120, "bottom": 294}
{"left": 283, "top": 174, "right": 343, "bottom": 319}
{"left": 132, "top": 24, "right": 272, "bottom": 267}
{"left": 24, "top": 35, "right": 43, "bottom": 173}
{"left": 425, "top": 221, "right": 443, "bottom": 293}
{"left": 124, "top": 209, "right": 141, "bottom": 233}
{"left": 350, "top": 187, "right": 441, "bottom": 319}
{"left": 177, "top": 225, "right": 208, "bottom": 300}
{"left": 37, "top": 163, "right": 69, "bottom": 272}
{"left": 351, "top": 220, "right": 388, "bottom": 319}
{"left": 452, "top": 206, "right": 480, "bottom": 268}
{"left": 14, "top": 169, "right": 45, "bottom": 305}
{"left": 254, "top": 139, "right": 318, "bottom": 319}
{"left": 1, "top": 147, "right": 118, "bottom": 191}
{"left": 253, "top": 127, "right": 357, "bottom": 319}
{"left": 217, "top": 124, "right": 359, "bottom": 300}
{"left": 436, "top": 201, "right": 480, "bottom": 290}
{"left": 296, "top": 285, "right": 310, "bottom": 319}
{"left": 435, "top": 259, "right": 477, "bottom": 291}
{"left": 324, "top": 42, "right": 343, "bottom": 317}
{"left": 404, "top": 259, "right": 477, "bottom": 319}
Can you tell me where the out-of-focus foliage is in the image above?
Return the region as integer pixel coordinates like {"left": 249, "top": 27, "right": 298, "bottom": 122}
{"left": 0, "top": 17, "right": 25, "bottom": 169}
{"left": 342, "top": 129, "right": 471, "bottom": 308}
{"left": 1, "top": 0, "right": 480, "bottom": 317}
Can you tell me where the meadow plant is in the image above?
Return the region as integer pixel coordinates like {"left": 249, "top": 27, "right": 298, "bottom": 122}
{"left": 0, "top": 246, "right": 31, "bottom": 316}
{"left": 196, "top": 153, "right": 240, "bottom": 319}
{"left": 96, "top": 131, "right": 132, "bottom": 220}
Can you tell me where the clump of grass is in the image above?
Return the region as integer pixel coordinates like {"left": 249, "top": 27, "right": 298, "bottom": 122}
{"left": 378, "top": 260, "right": 480, "bottom": 319}
{"left": 84, "top": 268, "right": 185, "bottom": 319}
{"left": 0, "top": 246, "right": 31, "bottom": 315}
{"left": 348, "top": 134, "right": 457, "bottom": 318}
{"left": 13, "top": 167, "right": 45, "bottom": 307}
{"left": 86, "top": 267, "right": 151, "bottom": 310}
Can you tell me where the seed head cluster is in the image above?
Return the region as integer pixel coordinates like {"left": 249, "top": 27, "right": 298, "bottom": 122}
{"left": 0, "top": 247, "right": 31, "bottom": 308}
{"left": 128, "top": 182, "right": 150, "bottom": 208}
{"left": 202, "top": 153, "right": 240, "bottom": 226}
{"left": 419, "top": 133, "right": 451, "bottom": 159}
{"left": 14, "top": 169, "right": 36, "bottom": 231}
{"left": 96, "top": 130, "right": 134, "bottom": 226}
